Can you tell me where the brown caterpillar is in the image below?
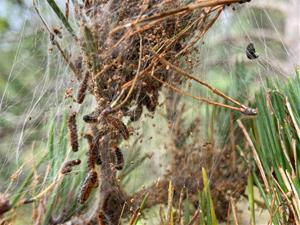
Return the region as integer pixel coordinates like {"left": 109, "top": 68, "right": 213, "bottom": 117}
{"left": 78, "top": 170, "right": 98, "bottom": 204}
{"left": 114, "top": 147, "right": 124, "bottom": 170}
{"left": 61, "top": 159, "right": 81, "bottom": 174}
{"left": 77, "top": 71, "right": 90, "bottom": 104}
{"left": 85, "top": 134, "right": 102, "bottom": 169}
{"left": 68, "top": 112, "right": 79, "bottom": 152}
{"left": 106, "top": 116, "right": 129, "bottom": 140}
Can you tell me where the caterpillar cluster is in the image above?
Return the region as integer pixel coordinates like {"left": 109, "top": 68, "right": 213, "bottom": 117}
{"left": 66, "top": 111, "right": 103, "bottom": 204}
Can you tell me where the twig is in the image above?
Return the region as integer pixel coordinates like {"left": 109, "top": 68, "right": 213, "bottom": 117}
{"left": 266, "top": 194, "right": 276, "bottom": 225}
{"left": 237, "top": 119, "right": 270, "bottom": 192}
{"left": 230, "top": 197, "right": 239, "bottom": 225}
{"left": 175, "top": 189, "right": 184, "bottom": 225}
{"left": 285, "top": 97, "right": 300, "bottom": 141}
{"left": 117, "top": 202, "right": 127, "bottom": 225}
{"left": 175, "top": 6, "right": 223, "bottom": 57}
{"left": 26, "top": 174, "right": 64, "bottom": 203}
{"left": 151, "top": 72, "right": 248, "bottom": 113}
{"left": 187, "top": 210, "right": 200, "bottom": 225}
{"left": 154, "top": 54, "right": 254, "bottom": 112}
{"left": 128, "top": 208, "right": 140, "bottom": 225}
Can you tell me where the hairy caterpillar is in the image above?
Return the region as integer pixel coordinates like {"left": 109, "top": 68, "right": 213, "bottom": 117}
{"left": 61, "top": 159, "right": 81, "bottom": 174}
{"left": 77, "top": 71, "right": 90, "bottom": 104}
{"left": 85, "top": 133, "right": 102, "bottom": 169}
{"left": 78, "top": 170, "right": 98, "bottom": 204}
{"left": 114, "top": 147, "right": 124, "bottom": 170}
{"left": 68, "top": 112, "right": 79, "bottom": 152}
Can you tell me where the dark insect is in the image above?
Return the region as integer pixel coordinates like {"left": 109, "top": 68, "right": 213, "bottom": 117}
{"left": 77, "top": 71, "right": 90, "bottom": 104}
{"left": 106, "top": 116, "right": 129, "bottom": 140}
{"left": 114, "top": 147, "right": 124, "bottom": 170}
{"left": 246, "top": 43, "right": 259, "bottom": 60}
{"left": 78, "top": 170, "right": 98, "bottom": 204}
{"left": 61, "top": 159, "right": 81, "bottom": 174}
{"left": 68, "top": 112, "right": 79, "bottom": 152}
{"left": 53, "top": 27, "right": 62, "bottom": 38}
{"left": 83, "top": 111, "right": 100, "bottom": 123}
